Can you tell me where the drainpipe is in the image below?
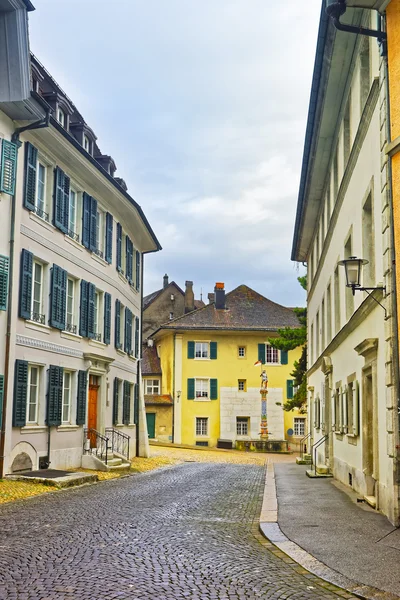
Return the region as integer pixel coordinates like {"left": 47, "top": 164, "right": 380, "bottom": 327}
{"left": 326, "top": 1, "right": 387, "bottom": 43}
{"left": 0, "top": 111, "right": 51, "bottom": 478}
{"left": 136, "top": 252, "right": 144, "bottom": 458}
{"left": 172, "top": 333, "right": 176, "bottom": 443}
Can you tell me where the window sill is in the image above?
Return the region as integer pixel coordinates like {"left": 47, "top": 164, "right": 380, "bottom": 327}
{"left": 118, "top": 271, "right": 127, "bottom": 285}
{"left": 57, "top": 425, "right": 80, "bottom": 431}
{"left": 116, "top": 348, "right": 126, "bottom": 357}
{"left": 61, "top": 330, "right": 82, "bottom": 342}
{"left": 89, "top": 339, "right": 107, "bottom": 349}
{"left": 346, "top": 433, "right": 358, "bottom": 438}
{"left": 29, "top": 211, "right": 54, "bottom": 232}
{"left": 20, "top": 425, "right": 47, "bottom": 433}
{"left": 194, "top": 398, "right": 211, "bottom": 402}
{"left": 128, "top": 354, "right": 137, "bottom": 362}
{"left": 194, "top": 358, "right": 211, "bottom": 361}
{"left": 91, "top": 252, "right": 108, "bottom": 267}
{"left": 64, "top": 234, "right": 83, "bottom": 252}
{"left": 25, "top": 320, "right": 51, "bottom": 334}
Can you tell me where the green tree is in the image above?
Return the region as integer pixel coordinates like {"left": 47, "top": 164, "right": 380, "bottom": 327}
{"left": 270, "top": 275, "right": 307, "bottom": 412}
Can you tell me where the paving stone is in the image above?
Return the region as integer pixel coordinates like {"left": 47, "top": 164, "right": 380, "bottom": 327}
{"left": 0, "top": 462, "right": 356, "bottom": 599}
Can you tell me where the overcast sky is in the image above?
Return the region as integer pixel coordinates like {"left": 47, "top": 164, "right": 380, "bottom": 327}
{"left": 29, "top": 0, "right": 320, "bottom": 307}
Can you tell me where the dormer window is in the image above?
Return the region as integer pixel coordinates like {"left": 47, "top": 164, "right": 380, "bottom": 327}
{"left": 83, "top": 135, "right": 91, "bottom": 154}
{"left": 57, "top": 108, "right": 65, "bottom": 127}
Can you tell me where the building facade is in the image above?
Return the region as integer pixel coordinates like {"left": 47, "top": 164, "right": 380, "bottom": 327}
{"left": 152, "top": 284, "right": 304, "bottom": 449}
{"left": 0, "top": 6, "right": 160, "bottom": 474}
{"left": 292, "top": 3, "right": 400, "bottom": 523}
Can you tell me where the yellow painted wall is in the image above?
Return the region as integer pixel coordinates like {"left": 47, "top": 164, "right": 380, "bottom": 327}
{"left": 156, "top": 330, "right": 303, "bottom": 447}
{"left": 387, "top": 0, "right": 400, "bottom": 322}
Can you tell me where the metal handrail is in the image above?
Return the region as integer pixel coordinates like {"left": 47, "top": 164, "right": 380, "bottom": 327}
{"left": 105, "top": 427, "right": 130, "bottom": 461}
{"left": 83, "top": 428, "right": 109, "bottom": 464}
{"left": 300, "top": 432, "right": 312, "bottom": 459}
{"left": 311, "top": 434, "right": 329, "bottom": 475}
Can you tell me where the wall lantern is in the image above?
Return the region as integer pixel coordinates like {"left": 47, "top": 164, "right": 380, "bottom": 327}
{"left": 176, "top": 390, "right": 181, "bottom": 403}
{"left": 337, "top": 256, "right": 386, "bottom": 314}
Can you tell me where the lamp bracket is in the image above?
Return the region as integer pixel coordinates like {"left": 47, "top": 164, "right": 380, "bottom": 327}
{"left": 350, "top": 286, "right": 387, "bottom": 317}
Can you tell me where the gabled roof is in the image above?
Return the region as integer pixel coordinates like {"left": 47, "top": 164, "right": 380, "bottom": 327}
{"left": 141, "top": 344, "right": 161, "bottom": 375}
{"left": 143, "top": 281, "right": 184, "bottom": 310}
{"left": 154, "top": 285, "right": 301, "bottom": 333}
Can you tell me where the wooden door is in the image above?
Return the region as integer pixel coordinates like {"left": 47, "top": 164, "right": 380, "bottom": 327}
{"left": 88, "top": 385, "right": 98, "bottom": 447}
{"left": 146, "top": 413, "right": 156, "bottom": 439}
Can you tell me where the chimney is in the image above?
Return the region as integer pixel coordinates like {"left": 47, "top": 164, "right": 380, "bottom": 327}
{"left": 215, "top": 282, "right": 226, "bottom": 310}
{"left": 184, "top": 280, "right": 195, "bottom": 313}
{"left": 208, "top": 293, "right": 215, "bottom": 304}
{"left": 163, "top": 274, "right": 169, "bottom": 289}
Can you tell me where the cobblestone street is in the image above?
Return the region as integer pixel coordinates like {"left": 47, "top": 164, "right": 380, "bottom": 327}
{"left": 0, "top": 462, "right": 355, "bottom": 600}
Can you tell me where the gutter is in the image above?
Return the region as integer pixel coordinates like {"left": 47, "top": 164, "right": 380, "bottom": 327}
{"left": 291, "top": 4, "right": 330, "bottom": 262}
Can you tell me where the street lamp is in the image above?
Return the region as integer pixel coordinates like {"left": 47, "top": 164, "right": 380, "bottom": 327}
{"left": 337, "top": 256, "right": 386, "bottom": 314}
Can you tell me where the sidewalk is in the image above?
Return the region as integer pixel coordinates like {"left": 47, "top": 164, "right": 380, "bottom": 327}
{"left": 269, "top": 462, "right": 400, "bottom": 599}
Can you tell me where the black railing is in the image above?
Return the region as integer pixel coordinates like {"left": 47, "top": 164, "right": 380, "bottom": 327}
{"left": 30, "top": 311, "right": 45, "bottom": 324}
{"left": 65, "top": 322, "right": 77, "bottom": 334}
{"left": 34, "top": 205, "right": 49, "bottom": 222}
{"left": 83, "top": 428, "right": 109, "bottom": 464}
{"left": 67, "top": 228, "right": 79, "bottom": 242}
{"left": 300, "top": 432, "right": 312, "bottom": 459}
{"left": 94, "top": 248, "right": 104, "bottom": 259}
{"left": 105, "top": 427, "right": 130, "bottom": 461}
{"left": 311, "top": 434, "right": 329, "bottom": 476}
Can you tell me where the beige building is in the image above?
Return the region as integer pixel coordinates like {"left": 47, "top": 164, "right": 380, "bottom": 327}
{"left": 0, "top": 2, "right": 160, "bottom": 474}
{"left": 292, "top": 5, "right": 399, "bottom": 524}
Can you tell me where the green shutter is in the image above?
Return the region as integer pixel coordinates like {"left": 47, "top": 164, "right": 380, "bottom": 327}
{"left": 135, "top": 251, "right": 141, "bottom": 291}
{"left": 187, "top": 378, "right": 195, "bottom": 400}
{"left": 258, "top": 343, "right": 266, "bottom": 364}
{"left": 103, "top": 292, "right": 111, "bottom": 344}
{"left": 281, "top": 350, "right": 288, "bottom": 365}
{"left": 124, "top": 308, "right": 132, "bottom": 354}
{"left": 210, "top": 379, "right": 218, "bottom": 400}
{"left": 287, "top": 380, "right": 294, "bottom": 399}
{"left": 89, "top": 196, "right": 97, "bottom": 252}
{"left": 126, "top": 237, "right": 133, "bottom": 282}
{"left": 187, "top": 341, "right": 195, "bottom": 359}
{"left": 0, "top": 374, "right": 4, "bottom": 429}
{"left": 134, "top": 316, "right": 139, "bottom": 357}
{"left": 87, "top": 282, "right": 96, "bottom": 338}
{"left": 105, "top": 213, "right": 113, "bottom": 264}
{"left": 113, "top": 378, "right": 119, "bottom": 425}
{"left": 76, "top": 370, "right": 87, "bottom": 425}
{"left": 49, "top": 264, "right": 67, "bottom": 330}
{"left": 116, "top": 223, "right": 122, "bottom": 271}
{"left": 0, "top": 255, "right": 9, "bottom": 311}
{"left": 123, "top": 380, "right": 131, "bottom": 425}
{"left": 82, "top": 192, "right": 91, "bottom": 248}
{"left": 79, "top": 280, "right": 89, "bottom": 337}
{"left": 134, "top": 384, "right": 139, "bottom": 425}
{"left": 47, "top": 365, "right": 63, "bottom": 426}
{"left": 13, "top": 360, "right": 28, "bottom": 427}
{"left": 210, "top": 341, "right": 217, "bottom": 360}
{"left": 0, "top": 140, "right": 18, "bottom": 195}
{"left": 23, "top": 142, "right": 37, "bottom": 211}
{"left": 53, "top": 167, "right": 69, "bottom": 233}
{"left": 19, "top": 249, "right": 33, "bottom": 320}
{"left": 115, "top": 299, "right": 121, "bottom": 349}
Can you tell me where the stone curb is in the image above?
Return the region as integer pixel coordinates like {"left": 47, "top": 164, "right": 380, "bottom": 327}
{"left": 259, "top": 462, "right": 400, "bottom": 600}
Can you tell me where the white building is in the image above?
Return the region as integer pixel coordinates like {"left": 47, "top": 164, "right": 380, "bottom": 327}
{"left": 0, "top": 2, "right": 160, "bottom": 474}
{"left": 292, "top": 5, "right": 399, "bottom": 524}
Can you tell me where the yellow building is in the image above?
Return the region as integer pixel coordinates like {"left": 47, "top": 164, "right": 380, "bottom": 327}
{"left": 152, "top": 284, "right": 304, "bottom": 450}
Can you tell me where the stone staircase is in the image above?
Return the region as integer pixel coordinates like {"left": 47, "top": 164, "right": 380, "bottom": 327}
{"left": 306, "top": 463, "right": 333, "bottom": 478}
{"left": 82, "top": 450, "right": 131, "bottom": 473}
{"left": 296, "top": 453, "right": 312, "bottom": 465}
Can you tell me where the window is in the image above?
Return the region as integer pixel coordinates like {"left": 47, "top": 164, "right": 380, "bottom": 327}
{"left": 31, "top": 261, "right": 44, "bottom": 322}
{"left": 169, "top": 312, "right": 173, "bottom": 320}
{"left": 57, "top": 108, "right": 65, "bottom": 127}
{"left": 362, "top": 192, "right": 374, "bottom": 287}
{"left": 334, "top": 388, "right": 341, "bottom": 432}
{"left": 68, "top": 189, "right": 78, "bottom": 238}
{"left": 62, "top": 371, "right": 72, "bottom": 423}
{"left": 195, "top": 378, "right": 209, "bottom": 399}
{"left": 266, "top": 344, "right": 279, "bottom": 364}
{"left": 236, "top": 417, "right": 249, "bottom": 435}
{"left": 66, "top": 277, "right": 76, "bottom": 333}
{"left": 93, "top": 290, "right": 103, "bottom": 341}
{"left": 145, "top": 379, "right": 160, "bottom": 395}
{"left": 83, "top": 135, "right": 90, "bottom": 153}
{"left": 27, "top": 365, "right": 39, "bottom": 423}
{"left": 294, "top": 417, "right": 305, "bottom": 437}
{"left": 96, "top": 209, "right": 104, "bottom": 257}
{"left": 347, "top": 382, "right": 354, "bottom": 433}
{"left": 344, "top": 234, "right": 354, "bottom": 320}
{"left": 196, "top": 417, "right": 208, "bottom": 436}
{"left": 195, "top": 342, "right": 209, "bottom": 359}
{"left": 238, "top": 346, "right": 246, "bottom": 358}
{"left": 334, "top": 266, "right": 340, "bottom": 334}
{"left": 36, "top": 162, "right": 48, "bottom": 220}
{"left": 238, "top": 380, "right": 246, "bottom": 392}
{"left": 327, "top": 283, "right": 332, "bottom": 344}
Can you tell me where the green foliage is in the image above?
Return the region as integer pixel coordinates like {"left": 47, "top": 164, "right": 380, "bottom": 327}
{"left": 270, "top": 274, "right": 307, "bottom": 412}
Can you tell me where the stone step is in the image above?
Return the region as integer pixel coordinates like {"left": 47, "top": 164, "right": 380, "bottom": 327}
{"left": 306, "top": 468, "right": 333, "bottom": 479}
{"left": 316, "top": 464, "right": 330, "bottom": 475}
{"left": 107, "top": 462, "right": 131, "bottom": 472}
{"left": 296, "top": 456, "right": 312, "bottom": 465}
{"left": 364, "top": 495, "right": 377, "bottom": 509}
{"left": 107, "top": 458, "right": 123, "bottom": 467}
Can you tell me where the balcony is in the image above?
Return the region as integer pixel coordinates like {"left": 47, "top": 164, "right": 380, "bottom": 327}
{"left": 34, "top": 205, "right": 49, "bottom": 222}
{"left": 30, "top": 311, "right": 45, "bottom": 325}
{"left": 67, "top": 228, "right": 79, "bottom": 243}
